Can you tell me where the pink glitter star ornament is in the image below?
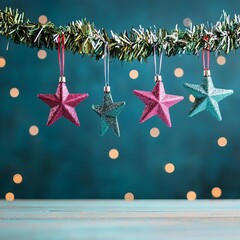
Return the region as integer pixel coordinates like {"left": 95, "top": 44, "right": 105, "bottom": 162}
{"left": 38, "top": 79, "right": 88, "bottom": 126}
{"left": 133, "top": 78, "right": 184, "bottom": 127}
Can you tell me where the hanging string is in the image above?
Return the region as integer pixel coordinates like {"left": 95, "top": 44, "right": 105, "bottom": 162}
{"left": 58, "top": 34, "right": 65, "bottom": 77}
{"left": 104, "top": 43, "right": 110, "bottom": 86}
{"left": 202, "top": 37, "right": 210, "bottom": 70}
{"left": 153, "top": 45, "right": 163, "bottom": 76}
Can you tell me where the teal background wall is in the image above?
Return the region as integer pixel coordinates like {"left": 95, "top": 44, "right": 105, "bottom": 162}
{"left": 0, "top": 0, "right": 240, "bottom": 199}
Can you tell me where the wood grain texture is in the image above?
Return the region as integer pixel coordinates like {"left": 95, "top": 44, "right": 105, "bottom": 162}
{"left": 0, "top": 200, "right": 240, "bottom": 240}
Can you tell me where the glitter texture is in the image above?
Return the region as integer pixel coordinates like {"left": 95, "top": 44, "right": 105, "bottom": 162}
{"left": 133, "top": 81, "right": 184, "bottom": 127}
{"left": 184, "top": 76, "right": 233, "bottom": 121}
{"left": 92, "top": 91, "right": 125, "bottom": 137}
{"left": 38, "top": 82, "right": 88, "bottom": 126}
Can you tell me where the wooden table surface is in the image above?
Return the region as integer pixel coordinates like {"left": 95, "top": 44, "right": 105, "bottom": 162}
{"left": 0, "top": 200, "right": 240, "bottom": 240}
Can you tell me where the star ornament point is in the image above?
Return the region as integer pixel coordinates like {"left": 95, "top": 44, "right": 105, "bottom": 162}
{"left": 38, "top": 82, "right": 88, "bottom": 126}
{"left": 92, "top": 92, "right": 125, "bottom": 137}
{"left": 184, "top": 76, "right": 233, "bottom": 121}
{"left": 133, "top": 81, "right": 184, "bottom": 127}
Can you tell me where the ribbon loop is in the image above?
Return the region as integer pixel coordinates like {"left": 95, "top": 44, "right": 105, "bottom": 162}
{"left": 58, "top": 34, "right": 65, "bottom": 77}
{"left": 104, "top": 43, "right": 110, "bottom": 86}
{"left": 153, "top": 45, "right": 163, "bottom": 76}
{"left": 202, "top": 37, "right": 210, "bottom": 70}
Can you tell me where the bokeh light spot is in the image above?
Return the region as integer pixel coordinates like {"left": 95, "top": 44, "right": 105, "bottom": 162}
{"left": 109, "top": 149, "right": 119, "bottom": 159}
{"left": 174, "top": 68, "right": 184, "bottom": 78}
{"left": 129, "top": 70, "right": 139, "bottom": 79}
{"left": 211, "top": 187, "right": 222, "bottom": 198}
{"left": 5, "top": 192, "right": 14, "bottom": 201}
{"left": 38, "top": 15, "right": 48, "bottom": 24}
{"left": 165, "top": 163, "right": 175, "bottom": 173}
{"left": 29, "top": 125, "right": 39, "bottom": 136}
{"left": 217, "top": 56, "right": 226, "bottom": 65}
{"left": 124, "top": 192, "right": 134, "bottom": 201}
{"left": 217, "top": 137, "right": 227, "bottom": 147}
{"left": 13, "top": 174, "right": 23, "bottom": 184}
{"left": 0, "top": 57, "right": 6, "bottom": 68}
{"left": 183, "top": 18, "right": 192, "bottom": 27}
{"left": 150, "top": 127, "right": 160, "bottom": 138}
{"left": 10, "top": 88, "right": 19, "bottom": 98}
{"left": 187, "top": 191, "right": 197, "bottom": 201}
{"left": 189, "top": 94, "right": 195, "bottom": 102}
{"left": 37, "top": 50, "right": 47, "bottom": 59}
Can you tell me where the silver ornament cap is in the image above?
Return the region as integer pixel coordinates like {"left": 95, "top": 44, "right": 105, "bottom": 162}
{"left": 59, "top": 76, "right": 66, "bottom": 83}
{"left": 154, "top": 75, "right": 162, "bottom": 82}
{"left": 104, "top": 85, "right": 111, "bottom": 93}
{"left": 203, "top": 70, "right": 211, "bottom": 77}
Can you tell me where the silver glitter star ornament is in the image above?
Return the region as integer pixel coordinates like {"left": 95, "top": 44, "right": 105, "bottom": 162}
{"left": 92, "top": 86, "right": 125, "bottom": 137}
{"left": 184, "top": 70, "right": 233, "bottom": 121}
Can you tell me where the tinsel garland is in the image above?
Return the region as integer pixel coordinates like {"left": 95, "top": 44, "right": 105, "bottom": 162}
{"left": 0, "top": 8, "right": 240, "bottom": 61}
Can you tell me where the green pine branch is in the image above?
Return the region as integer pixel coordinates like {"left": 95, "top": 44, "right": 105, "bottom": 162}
{"left": 0, "top": 7, "right": 240, "bottom": 62}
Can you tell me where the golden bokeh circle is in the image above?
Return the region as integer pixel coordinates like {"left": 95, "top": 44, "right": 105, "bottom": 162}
{"left": 217, "top": 137, "right": 227, "bottom": 147}
{"left": 165, "top": 163, "right": 175, "bottom": 173}
{"left": 10, "top": 88, "right": 19, "bottom": 98}
{"left": 189, "top": 94, "right": 195, "bottom": 103}
{"left": 217, "top": 56, "right": 226, "bottom": 65}
{"left": 129, "top": 70, "right": 139, "bottom": 79}
{"left": 29, "top": 125, "right": 39, "bottom": 136}
{"left": 109, "top": 149, "right": 119, "bottom": 159}
{"left": 174, "top": 68, "right": 184, "bottom": 78}
{"left": 13, "top": 174, "right": 23, "bottom": 184}
{"left": 5, "top": 192, "right": 15, "bottom": 201}
{"left": 124, "top": 192, "right": 134, "bottom": 201}
{"left": 37, "top": 50, "right": 47, "bottom": 59}
{"left": 38, "top": 15, "right": 48, "bottom": 24}
{"left": 0, "top": 57, "right": 6, "bottom": 68}
{"left": 186, "top": 191, "right": 197, "bottom": 201}
{"left": 211, "top": 187, "right": 222, "bottom": 198}
{"left": 150, "top": 127, "right": 160, "bottom": 138}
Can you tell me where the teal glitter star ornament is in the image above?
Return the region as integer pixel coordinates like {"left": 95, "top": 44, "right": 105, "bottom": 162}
{"left": 93, "top": 43, "right": 125, "bottom": 136}
{"left": 184, "top": 70, "right": 233, "bottom": 121}
{"left": 92, "top": 86, "right": 125, "bottom": 136}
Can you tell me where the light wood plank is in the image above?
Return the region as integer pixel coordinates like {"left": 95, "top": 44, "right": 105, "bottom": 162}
{"left": 0, "top": 200, "right": 240, "bottom": 240}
